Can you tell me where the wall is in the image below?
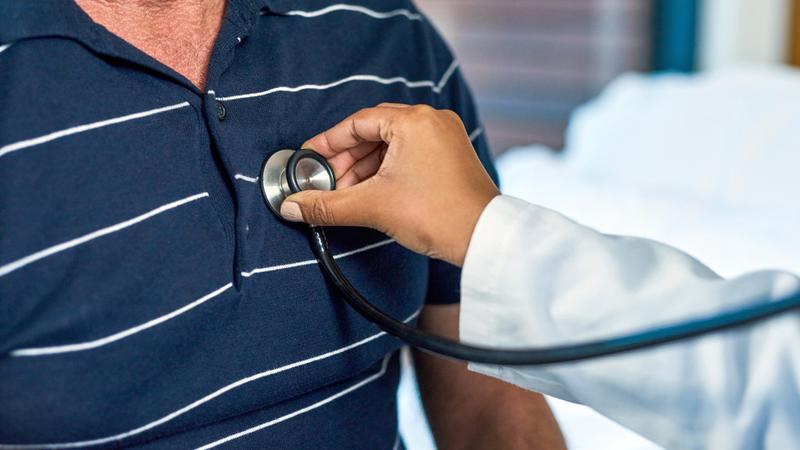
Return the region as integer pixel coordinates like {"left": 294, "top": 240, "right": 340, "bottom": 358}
{"left": 415, "top": 0, "right": 653, "bottom": 154}
{"left": 699, "top": 0, "right": 792, "bottom": 69}
{"left": 791, "top": 0, "right": 800, "bottom": 65}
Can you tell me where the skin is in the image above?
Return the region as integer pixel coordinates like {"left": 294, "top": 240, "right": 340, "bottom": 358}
{"left": 284, "top": 103, "right": 499, "bottom": 267}
{"left": 415, "top": 306, "right": 566, "bottom": 450}
{"left": 75, "top": 0, "right": 226, "bottom": 90}
{"left": 74, "top": 3, "right": 565, "bottom": 447}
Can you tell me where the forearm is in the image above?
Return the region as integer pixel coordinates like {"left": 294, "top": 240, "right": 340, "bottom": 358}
{"left": 460, "top": 195, "right": 800, "bottom": 449}
{"left": 413, "top": 305, "right": 565, "bottom": 450}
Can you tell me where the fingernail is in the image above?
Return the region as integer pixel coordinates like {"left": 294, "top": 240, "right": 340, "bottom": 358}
{"left": 280, "top": 201, "right": 303, "bottom": 222}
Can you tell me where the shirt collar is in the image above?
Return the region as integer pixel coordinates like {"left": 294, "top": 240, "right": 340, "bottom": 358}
{"left": 0, "top": 0, "right": 281, "bottom": 95}
{"left": 0, "top": 0, "right": 279, "bottom": 46}
{"left": 0, "top": 1, "right": 94, "bottom": 45}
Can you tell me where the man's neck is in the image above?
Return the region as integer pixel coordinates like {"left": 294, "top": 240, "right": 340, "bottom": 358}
{"left": 75, "top": 0, "right": 227, "bottom": 90}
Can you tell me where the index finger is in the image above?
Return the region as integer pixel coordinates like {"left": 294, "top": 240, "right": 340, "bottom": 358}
{"left": 302, "top": 106, "right": 400, "bottom": 158}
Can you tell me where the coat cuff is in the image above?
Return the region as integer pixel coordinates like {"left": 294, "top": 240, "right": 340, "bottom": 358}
{"left": 459, "top": 195, "right": 534, "bottom": 348}
{"left": 458, "top": 195, "right": 577, "bottom": 399}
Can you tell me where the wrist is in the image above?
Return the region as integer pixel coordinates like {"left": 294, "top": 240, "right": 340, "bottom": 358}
{"left": 448, "top": 191, "right": 498, "bottom": 267}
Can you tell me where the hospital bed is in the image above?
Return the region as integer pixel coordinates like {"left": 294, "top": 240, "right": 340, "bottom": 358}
{"left": 399, "top": 66, "right": 800, "bottom": 449}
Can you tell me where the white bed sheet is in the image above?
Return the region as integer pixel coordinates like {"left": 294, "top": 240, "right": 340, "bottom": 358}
{"left": 498, "top": 147, "right": 800, "bottom": 279}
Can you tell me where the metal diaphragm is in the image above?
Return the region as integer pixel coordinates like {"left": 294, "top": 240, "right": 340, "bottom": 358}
{"left": 260, "top": 149, "right": 335, "bottom": 217}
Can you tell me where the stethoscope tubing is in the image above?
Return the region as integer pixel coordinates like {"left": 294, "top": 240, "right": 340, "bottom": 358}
{"left": 308, "top": 225, "right": 800, "bottom": 366}
{"left": 279, "top": 149, "right": 800, "bottom": 366}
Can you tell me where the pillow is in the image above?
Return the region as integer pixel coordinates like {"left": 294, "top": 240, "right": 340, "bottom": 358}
{"left": 565, "top": 67, "right": 800, "bottom": 209}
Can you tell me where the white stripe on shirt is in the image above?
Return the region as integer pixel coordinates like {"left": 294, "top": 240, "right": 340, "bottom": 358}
{"left": 0, "top": 44, "right": 11, "bottom": 54}
{"left": 0, "top": 309, "right": 420, "bottom": 449}
{"left": 0, "top": 102, "right": 191, "bottom": 159}
{"left": 284, "top": 4, "right": 422, "bottom": 21}
{"left": 0, "top": 192, "right": 208, "bottom": 278}
{"left": 241, "top": 239, "right": 395, "bottom": 278}
{"left": 215, "top": 62, "right": 459, "bottom": 102}
{"left": 234, "top": 174, "right": 259, "bottom": 183}
{"left": 10, "top": 283, "right": 234, "bottom": 357}
{"left": 468, "top": 126, "right": 484, "bottom": 142}
{"left": 435, "top": 60, "right": 459, "bottom": 93}
{"left": 196, "top": 353, "right": 394, "bottom": 450}
{"left": 11, "top": 239, "right": 395, "bottom": 357}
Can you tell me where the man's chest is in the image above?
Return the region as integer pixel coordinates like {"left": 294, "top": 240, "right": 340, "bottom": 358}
{"left": 0, "top": 8, "right": 447, "bottom": 445}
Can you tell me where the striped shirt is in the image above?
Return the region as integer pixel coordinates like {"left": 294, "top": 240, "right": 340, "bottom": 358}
{"left": 0, "top": 0, "right": 497, "bottom": 448}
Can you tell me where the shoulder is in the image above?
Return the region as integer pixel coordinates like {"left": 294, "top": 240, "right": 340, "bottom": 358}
{"left": 0, "top": 38, "right": 109, "bottom": 147}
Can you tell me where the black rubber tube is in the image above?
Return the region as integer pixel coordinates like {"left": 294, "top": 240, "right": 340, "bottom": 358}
{"left": 285, "top": 149, "right": 800, "bottom": 366}
{"left": 308, "top": 226, "right": 800, "bottom": 366}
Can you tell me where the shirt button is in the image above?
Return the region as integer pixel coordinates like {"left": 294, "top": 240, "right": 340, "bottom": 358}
{"left": 215, "top": 100, "right": 227, "bottom": 121}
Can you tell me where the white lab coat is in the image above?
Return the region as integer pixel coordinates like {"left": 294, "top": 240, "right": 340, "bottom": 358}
{"left": 459, "top": 195, "right": 800, "bottom": 450}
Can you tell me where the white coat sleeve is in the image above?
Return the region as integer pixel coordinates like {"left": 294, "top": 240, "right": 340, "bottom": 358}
{"left": 460, "top": 195, "right": 800, "bottom": 450}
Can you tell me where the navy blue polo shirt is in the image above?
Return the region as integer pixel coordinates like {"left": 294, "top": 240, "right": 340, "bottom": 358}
{"left": 0, "top": 0, "right": 497, "bottom": 448}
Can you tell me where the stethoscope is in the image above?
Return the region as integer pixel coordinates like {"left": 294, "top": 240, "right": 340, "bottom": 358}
{"left": 260, "top": 149, "right": 800, "bottom": 366}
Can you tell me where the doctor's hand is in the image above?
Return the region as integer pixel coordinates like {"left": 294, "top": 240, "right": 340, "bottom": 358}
{"left": 281, "top": 104, "right": 499, "bottom": 266}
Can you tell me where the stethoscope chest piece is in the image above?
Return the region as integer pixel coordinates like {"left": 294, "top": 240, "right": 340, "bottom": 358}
{"left": 260, "top": 149, "right": 336, "bottom": 217}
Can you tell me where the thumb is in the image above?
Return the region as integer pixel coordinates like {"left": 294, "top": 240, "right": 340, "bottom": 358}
{"left": 280, "top": 185, "right": 371, "bottom": 227}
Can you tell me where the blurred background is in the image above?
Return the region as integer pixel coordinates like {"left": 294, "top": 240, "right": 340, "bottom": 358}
{"left": 418, "top": 0, "right": 798, "bottom": 154}
{"left": 399, "top": 1, "right": 800, "bottom": 449}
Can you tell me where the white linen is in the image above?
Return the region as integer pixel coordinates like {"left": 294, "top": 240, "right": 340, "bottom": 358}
{"left": 565, "top": 67, "right": 800, "bottom": 211}
{"left": 496, "top": 147, "right": 800, "bottom": 279}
